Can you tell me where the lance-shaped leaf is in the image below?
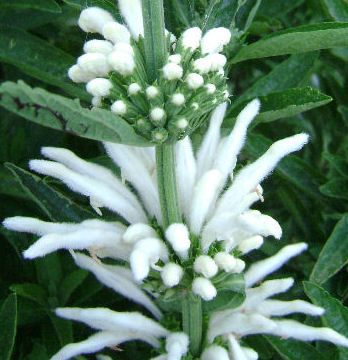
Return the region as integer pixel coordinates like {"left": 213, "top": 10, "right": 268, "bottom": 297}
{"left": 0, "top": 0, "right": 61, "bottom": 13}
{"left": 0, "top": 81, "right": 151, "bottom": 146}
{"left": 0, "top": 293, "right": 17, "bottom": 360}
{"left": 62, "top": 0, "right": 120, "bottom": 16}
{"left": 320, "top": 179, "right": 348, "bottom": 200}
{"left": 320, "top": 0, "right": 348, "bottom": 22}
{"left": 227, "top": 87, "right": 332, "bottom": 125}
{"left": 231, "top": 22, "right": 348, "bottom": 63}
{"left": 310, "top": 215, "right": 348, "bottom": 285}
{"left": 0, "top": 27, "right": 87, "bottom": 100}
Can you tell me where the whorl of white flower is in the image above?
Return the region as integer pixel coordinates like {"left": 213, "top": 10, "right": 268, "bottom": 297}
{"left": 244, "top": 242, "right": 308, "bottom": 287}
{"left": 207, "top": 53, "right": 227, "bottom": 71}
{"left": 213, "top": 252, "right": 237, "bottom": 272}
{"left": 130, "top": 237, "right": 169, "bottom": 281}
{"left": 122, "top": 223, "right": 158, "bottom": 244}
{"left": 165, "top": 332, "right": 189, "bottom": 360}
{"left": 111, "top": 100, "right": 127, "bottom": 115}
{"left": 102, "top": 21, "right": 131, "bottom": 44}
{"left": 83, "top": 39, "right": 114, "bottom": 55}
{"left": 78, "top": 7, "right": 114, "bottom": 34}
{"left": 168, "top": 54, "right": 182, "bottom": 64}
{"left": 201, "top": 27, "right": 231, "bottom": 54}
{"left": 163, "top": 62, "right": 184, "bottom": 80}
{"left": 182, "top": 27, "right": 202, "bottom": 50}
{"left": 86, "top": 78, "right": 113, "bottom": 97}
{"left": 201, "top": 345, "right": 230, "bottom": 360}
{"left": 238, "top": 235, "right": 264, "bottom": 254}
{"left": 189, "top": 169, "right": 224, "bottom": 235}
{"left": 192, "top": 277, "right": 217, "bottom": 301}
{"left": 74, "top": 253, "right": 162, "bottom": 319}
{"left": 118, "top": 0, "right": 144, "bottom": 40}
{"left": 68, "top": 65, "right": 93, "bottom": 83}
{"left": 146, "top": 86, "right": 159, "bottom": 99}
{"left": 128, "top": 82, "right": 142, "bottom": 95}
{"left": 108, "top": 50, "right": 135, "bottom": 75}
{"left": 186, "top": 73, "right": 204, "bottom": 89}
{"left": 165, "top": 223, "right": 191, "bottom": 259}
{"left": 113, "top": 42, "right": 135, "bottom": 55}
{"left": 161, "top": 263, "right": 184, "bottom": 288}
{"left": 194, "top": 255, "right": 218, "bottom": 278}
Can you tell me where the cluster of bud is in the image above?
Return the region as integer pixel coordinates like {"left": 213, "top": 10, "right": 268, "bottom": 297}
{"left": 68, "top": 7, "right": 231, "bottom": 144}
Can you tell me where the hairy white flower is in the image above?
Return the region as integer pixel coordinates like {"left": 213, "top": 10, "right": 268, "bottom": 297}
{"left": 128, "top": 82, "right": 142, "bottom": 95}
{"left": 86, "top": 78, "right": 113, "bottom": 97}
{"left": 165, "top": 332, "right": 189, "bottom": 360}
{"left": 202, "top": 345, "right": 230, "bottom": 360}
{"left": 182, "top": 27, "right": 202, "bottom": 50}
{"left": 102, "top": 21, "right": 131, "bottom": 44}
{"left": 168, "top": 54, "right": 182, "bottom": 64}
{"left": 186, "top": 73, "right": 204, "bottom": 89}
{"left": 194, "top": 255, "right": 218, "bottom": 278}
{"left": 83, "top": 39, "right": 114, "bottom": 55}
{"left": 146, "top": 86, "right": 159, "bottom": 99}
{"left": 201, "top": 27, "right": 231, "bottom": 54}
{"left": 150, "top": 107, "right": 166, "bottom": 123}
{"left": 78, "top": 7, "right": 114, "bottom": 34}
{"left": 161, "top": 263, "right": 184, "bottom": 288}
{"left": 163, "top": 63, "right": 184, "bottom": 80}
{"left": 118, "top": 0, "right": 144, "bottom": 40}
{"left": 68, "top": 65, "right": 93, "bottom": 83}
{"left": 108, "top": 50, "right": 135, "bottom": 75}
{"left": 192, "top": 277, "right": 217, "bottom": 301}
{"left": 165, "top": 223, "right": 191, "bottom": 259}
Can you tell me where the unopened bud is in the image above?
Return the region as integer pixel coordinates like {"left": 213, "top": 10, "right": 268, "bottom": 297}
{"left": 192, "top": 277, "right": 217, "bottom": 301}
{"left": 86, "top": 78, "right": 113, "bottom": 97}
{"left": 78, "top": 7, "right": 114, "bottom": 34}
{"left": 182, "top": 27, "right": 202, "bottom": 50}
{"left": 161, "top": 263, "right": 184, "bottom": 287}
{"left": 171, "top": 93, "right": 185, "bottom": 106}
{"left": 102, "top": 21, "right": 131, "bottom": 44}
{"left": 108, "top": 51, "right": 135, "bottom": 75}
{"left": 186, "top": 73, "right": 204, "bottom": 89}
{"left": 163, "top": 63, "right": 183, "bottom": 80}
{"left": 128, "top": 83, "right": 142, "bottom": 95}
{"left": 168, "top": 54, "right": 182, "bottom": 64}
{"left": 83, "top": 39, "right": 113, "bottom": 55}
{"left": 214, "top": 252, "right": 236, "bottom": 272}
{"left": 194, "top": 255, "right": 218, "bottom": 278}
{"left": 111, "top": 100, "right": 127, "bottom": 115}
{"left": 146, "top": 86, "right": 159, "bottom": 99}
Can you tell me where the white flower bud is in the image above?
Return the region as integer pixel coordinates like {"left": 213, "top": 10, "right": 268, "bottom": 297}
{"left": 86, "top": 78, "right": 113, "bottom": 97}
{"left": 77, "top": 53, "right": 110, "bottom": 77}
{"left": 128, "top": 83, "right": 142, "bottom": 95}
{"left": 111, "top": 100, "right": 127, "bottom": 115}
{"left": 223, "top": 90, "right": 229, "bottom": 99}
{"left": 182, "top": 27, "right": 202, "bottom": 50}
{"left": 123, "top": 223, "right": 158, "bottom": 244}
{"left": 233, "top": 258, "right": 246, "bottom": 273}
{"left": 194, "top": 255, "right": 218, "bottom": 278}
{"left": 171, "top": 93, "right": 185, "bottom": 106}
{"left": 186, "top": 73, "right": 204, "bottom": 89}
{"left": 165, "top": 333, "right": 189, "bottom": 360}
{"left": 176, "top": 118, "right": 188, "bottom": 130}
{"left": 193, "top": 57, "right": 211, "bottom": 74}
{"left": 207, "top": 53, "right": 227, "bottom": 71}
{"left": 150, "top": 108, "right": 166, "bottom": 123}
{"left": 192, "top": 277, "right": 217, "bottom": 301}
{"left": 83, "top": 39, "right": 114, "bottom": 55}
{"left": 168, "top": 54, "right": 181, "bottom": 64}
{"left": 205, "top": 84, "right": 216, "bottom": 94}
{"left": 68, "top": 65, "right": 92, "bottom": 83}
{"left": 113, "top": 42, "right": 134, "bottom": 55}
{"left": 214, "top": 252, "right": 237, "bottom": 273}
{"left": 78, "top": 7, "right": 114, "bottom": 34}
{"left": 191, "top": 103, "right": 199, "bottom": 110}
{"left": 146, "top": 86, "right": 159, "bottom": 99}
{"left": 163, "top": 63, "right": 183, "bottom": 80}
{"left": 238, "top": 235, "right": 264, "bottom": 254}
{"left": 165, "top": 223, "right": 191, "bottom": 259}
{"left": 202, "top": 345, "right": 230, "bottom": 360}
{"left": 102, "top": 21, "right": 131, "bottom": 44}
{"left": 108, "top": 51, "right": 135, "bottom": 75}
{"left": 161, "top": 263, "right": 184, "bottom": 288}
{"left": 91, "top": 96, "right": 102, "bottom": 107}
{"left": 201, "top": 27, "right": 231, "bottom": 54}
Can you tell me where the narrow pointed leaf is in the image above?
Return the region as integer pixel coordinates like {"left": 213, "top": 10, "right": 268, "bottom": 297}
{"left": 0, "top": 0, "right": 61, "bottom": 13}
{"left": 320, "top": 179, "right": 348, "bottom": 200}
{"left": 0, "top": 293, "right": 17, "bottom": 360}
{"left": 10, "top": 283, "right": 48, "bottom": 307}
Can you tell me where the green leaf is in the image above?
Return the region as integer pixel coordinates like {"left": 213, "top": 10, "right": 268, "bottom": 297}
{"left": 323, "top": 152, "right": 348, "bottom": 177}
{"left": 59, "top": 269, "right": 89, "bottom": 305}
{"left": 320, "top": 179, "right": 348, "bottom": 199}
{"left": 10, "top": 283, "right": 48, "bottom": 307}
{"left": 0, "top": 0, "right": 61, "bottom": 13}
{"left": 5, "top": 162, "right": 93, "bottom": 222}
{"left": 234, "top": 52, "right": 319, "bottom": 105}
{"left": 62, "top": 0, "right": 119, "bottom": 15}
{"left": 49, "top": 313, "right": 73, "bottom": 346}
{"left": 0, "top": 27, "right": 88, "bottom": 100}
{"left": 310, "top": 215, "right": 348, "bottom": 284}
{"left": 232, "top": 22, "right": 348, "bottom": 63}
{"left": 265, "top": 336, "right": 327, "bottom": 360}
{"left": 227, "top": 87, "right": 332, "bottom": 125}
{"left": 258, "top": 0, "right": 304, "bottom": 17}
{"left": 0, "top": 293, "right": 17, "bottom": 360}
{"left": 0, "top": 81, "right": 151, "bottom": 146}
{"left": 320, "top": 0, "right": 348, "bottom": 22}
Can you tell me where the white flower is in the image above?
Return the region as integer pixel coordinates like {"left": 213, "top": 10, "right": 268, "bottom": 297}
{"left": 163, "top": 63, "right": 184, "bottom": 80}
{"left": 181, "top": 27, "right": 202, "bottom": 50}
{"left": 201, "top": 27, "right": 231, "bottom": 54}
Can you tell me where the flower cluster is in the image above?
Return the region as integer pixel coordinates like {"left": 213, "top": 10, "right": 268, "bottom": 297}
{"left": 68, "top": 3, "right": 230, "bottom": 143}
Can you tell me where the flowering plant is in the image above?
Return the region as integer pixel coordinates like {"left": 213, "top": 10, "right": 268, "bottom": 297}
{"left": 0, "top": 1, "right": 348, "bottom": 360}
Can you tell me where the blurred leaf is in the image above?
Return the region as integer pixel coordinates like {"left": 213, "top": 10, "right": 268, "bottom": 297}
{"left": 0, "top": 293, "right": 17, "bottom": 360}
{"left": 310, "top": 215, "right": 348, "bottom": 284}
{"left": 265, "top": 336, "right": 326, "bottom": 360}
{"left": 320, "top": 179, "right": 348, "bottom": 199}
{"left": 235, "top": 0, "right": 262, "bottom": 31}
{"left": 35, "top": 254, "right": 63, "bottom": 296}
{"left": 338, "top": 105, "right": 348, "bottom": 127}
{"left": 0, "top": 27, "right": 88, "bottom": 100}
{"left": 258, "top": 0, "right": 304, "bottom": 17}
{"left": 235, "top": 52, "right": 319, "bottom": 105}
{"left": 5, "top": 162, "right": 93, "bottom": 222}
{"left": 169, "top": 0, "right": 193, "bottom": 27}
{"left": 0, "top": 165, "right": 26, "bottom": 198}
{"left": 59, "top": 269, "right": 89, "bottom": 305}
{"left": 320, "top": 0, "right": 348, "bottom": 22}
{"left": 49, "top": 314, "right": 73, "bottom": 346}
{"left": 62, "top": 0, "right": 119, "bottom": 16}
{"left": 0, "top": 81, "right": 151, "bottom": 146}
{"left": 323, "top": 152, "right": 348, "bottom": 177}
{"left": 10, "top": 283, "right": 48, "bottom": 307}
{"left": 228, "top": 87, "right": 332, "bottom": 124}
{"left": 24, "top": 343, "right": 48, "bottom": 360}
{"left": 232, "top": 22, "right": 348, "bottom": 63}
{"left": 0, "top": 0, "right": 61, "bottom": 13}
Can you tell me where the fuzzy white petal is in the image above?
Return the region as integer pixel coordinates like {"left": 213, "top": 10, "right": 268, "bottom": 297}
{"left": 201, "top": 27, "right": 231, "bottom": 54}
{"left": 123, "top": 223, "right": 158, "bottom": 244}
{"left": 181, "top": 27, "right": 202, "bottom": 50}
{"left": 102, "top": 21, "right": 131, "bottom": 44}
{"left": 78, "top": 7, "right": 114, "bottom": 34}
{"left": 165, "top": 224, "right": 191, "bottom": 259}
{"left": 227, "top": 335, "right": 249, "bottom": 360}
{"left": 83, "top": 39, "right": 113, "bottom": 54}
{"left": 202, "top": 345, "right": 230, "bottom": 360}
{"left": 192, "top": 277, "right": 217, "bottom": 301}
{"left": 118, "top": 0, "right": 144, "bottom": 39}
{"left": 165, "top": 333, "right": 189, "bottom": 360}
{"left": 161, "top": 263, "right": 184, "bottom": 288}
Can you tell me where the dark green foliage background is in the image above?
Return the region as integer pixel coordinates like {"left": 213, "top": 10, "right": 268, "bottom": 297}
{"left": 0, "top": 0, "right": 347, "bottom": 359}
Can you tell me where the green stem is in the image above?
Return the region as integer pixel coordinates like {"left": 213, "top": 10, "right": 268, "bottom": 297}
{"left": 182, "top": 292, "right": 202, "bottom": 356}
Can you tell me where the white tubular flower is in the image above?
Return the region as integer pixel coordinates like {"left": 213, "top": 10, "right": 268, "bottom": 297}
{"left": 207, "top": 53, "right": 227, "bottom": 71}
{"left": 83, "top": 39, "right": 114, "bottom": 55}
{"left": 161, "top": 263, "right": 184, "bottom": 288}
{"left": 146, "top": 86, "right": 159, "bottom": 99}
{"left": 205, "top": 84, "right": 216, "bottom": 94}
{"left": 108, "top": 50, "right": 135, "bottom": 75}
{"left": 201, "top": 27, "right": 231, "bottom": 54}
{"left": 168, "top": 54, "right": 181, "bottom": 64}
{"left": 165, "top": 332, "right": 189, "bottom": 360}
{"left": 130, "top": 238, "right": 169, "bottom": 281}
{"left": 193, "top": 57, "right": 212, "bottom": 74}
{"left": 118, "top": 0, "right": 144, "bottom": 40}
{"left": 78, "top": 7, "right": 114, "bottom": 34}
{"left": 163, "top": 63, "right": 184, "bottom": 80}
{"left": 86, "top": 78, "right": 113, "bottom": 97}
{"left": 102, "top": 21, "right": 131, "bottom": 44}
{"left": 226, "top": 335, "right": 249, "bottom": 360}
{"left": 192, "top": 277, "right": 217, "bottom": 301}
{"left": 194, "top": 255, "right": 218, "bottom": 278}
{"left": 201, "top": 345, "right": 230, "bottom": 360}
{"left": 113, "top": 42, "right": 135, "bottom": 55}
{"left": 123, "top": 223, "right": 158, "bottom": 244}
{"left": 238, "top": 235, "right": 264, "bottom": 254}
{"left": 111, "top": 100, "right": 127, "bottom": 115}
{"left": 182, "top": 27, "right": 202, "bottom": 50}
{"left": 165, "top": 223, "right": 191, "bottom": 259}
{"left": 186, "top": 73, "right": 204, "bottom": 89}
{"left": 150, "top": 107, "right": 166, "bottom": 122}
{"left": 128, "top": 82, "right": 142, "bottom": 95}
{"left": 68, "top": 65, "right": 93, "bottom": 83}
{"left": 214, "top": 252, "right": 237, "bottom": 272}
